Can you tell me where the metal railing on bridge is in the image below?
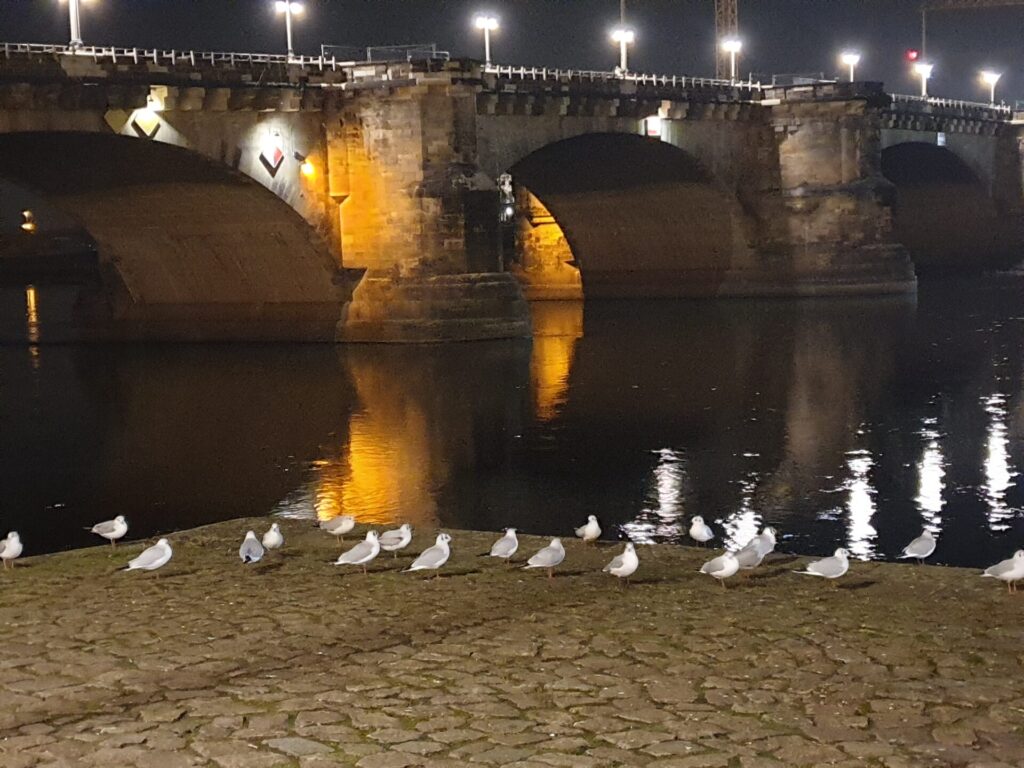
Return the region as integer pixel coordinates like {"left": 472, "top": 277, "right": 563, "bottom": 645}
{"left": 483, "top": 63, "right": 764, "bottom": 91}
{"left": 320, "top": 43, "right": 450, "bottom": 64}
{"left": 890, "top": 92, "right": 1012, "bottom": 117}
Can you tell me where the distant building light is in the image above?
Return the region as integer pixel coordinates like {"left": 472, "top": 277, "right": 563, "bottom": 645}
{"left": 644, "top": 114, "right": 662, "bottom": 137}
{"left": 20, "top": 210, "right": 37, "bottom": 234}
{"left": 906, "top": 48, "right": 920, "bottom": 62}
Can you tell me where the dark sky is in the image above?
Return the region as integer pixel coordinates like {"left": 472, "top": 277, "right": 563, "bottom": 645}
{"left": 2, "top": 1, "right": 1024, "bottom": 101}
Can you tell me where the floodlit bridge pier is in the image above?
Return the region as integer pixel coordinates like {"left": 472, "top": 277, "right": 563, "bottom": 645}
{"left": 0, "top": 44, "right": 1021, "bottom": 341}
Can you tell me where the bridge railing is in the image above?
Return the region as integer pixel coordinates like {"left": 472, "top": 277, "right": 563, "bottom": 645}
{"left": 483, "top": 63, "right": 763, "bottom": 91}
{"left": 890, "top": 92, "right": 1012, "bottom": 117}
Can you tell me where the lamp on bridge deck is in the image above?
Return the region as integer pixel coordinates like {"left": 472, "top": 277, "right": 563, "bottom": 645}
{"left": 59, "top": 0, "right": 88, "bottom": 50}
{"left": 913, "top": 61, "right": 934, "bottom": 98}
{"left": 474, "top": 14, "right": 500, "bottom": 67}
{"left": 720, "top": 37, "right": 743, "bottom": 82}
{"left": 980, "top": 70, "right": 1002, "bottom": 106}
{"left": 611, "top": 27, "right": 636, "bottom": 75}
{"left": 274, "top": 1, "right": 304, "bottom": 60}
{"left": 840, "top": 52, "right": 861, "bottom": 83}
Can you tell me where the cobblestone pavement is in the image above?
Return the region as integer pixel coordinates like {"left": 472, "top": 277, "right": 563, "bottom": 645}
{"left": 1, "top": 519, "right": 1023, "bottom": 767}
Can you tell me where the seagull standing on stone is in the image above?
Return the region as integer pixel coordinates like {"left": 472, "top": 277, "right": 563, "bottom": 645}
{"left": 524, "top": 538, "right": 566, "bottom": 579}
{"left": 262, "top": 522, "right": 284, "bottom": 551}
{"left": 320, "top": 515, "right": 356, "bottom": 545}
{"left": 898, "top": 529, "right": 936, "bottom": 564}
{"left": 981, "top": 550, "right": 1024, "bottom": 593}
{"left": 334, "top": 530, "right": 380, "bottom": 574}
{"left": 124, "top": 538, "right": 172, "bottom": 572}
{"left": 405, "top": 532, "right": 452, "bottom": 578}
{"left": 575, "top": 515, "right": 601, "bottom": 545}
{"left": 239, "top": 531, "right": 265, "bottom": 564}
{"left": 689, "top": 516, "right": 714, "bottom": 546}
{"left": 0, "top": 532, "right": 23, "bottom": 570}
{"left": 482, "top": 528, "right": 518, "bottom": 564}
{"left": 86, "top": 516, "right": 128, "bottom": 548}
{"left": 379, "top": 524, "right": 413, "bottom": 558}
{"left": 700, "top": 551, "right": 739, "bottom": 588}
{"left": 796, "top": 548, "right": 850, "bottom": 586}
{"left": 603, "top": 542, "right": 639, "bottom": 586}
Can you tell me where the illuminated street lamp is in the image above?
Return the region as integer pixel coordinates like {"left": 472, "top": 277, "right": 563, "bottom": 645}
{"left": 840, "top": 51, "right": 861, "bottom": 82}
{"left": 474, "top": 14, "right": 499, "bottom": 66}
{"left": 981, "top": 70, "right": 1002, "bottom": 105}
{"left": 913, "top": 61, "right": 934, "bottom": 97}
{"left": 611, "top": 27, "right": 636, "bottom": 74}
{"left": 60, "top": 0, "right": 87, "bottom": 49}
{"left": 274, "top": 1, "right": 304, "bottom": 59}
{"left": 721, "top": 37, "right": 743, "bottom": 81}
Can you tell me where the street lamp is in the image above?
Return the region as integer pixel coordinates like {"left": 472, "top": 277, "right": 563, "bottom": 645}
{"left": 611, "top": 27, "right": 636, "bottom": 74}
{"left": 721, "top": 38, "right": 743, "bottom": 81}
{"left": 980, "top": 70, "right": 1002, "bottom": 105}
{"left": 274, "top": 1, "right": 304, "bottom": 60}
{"left": 474, "top": 14, "right": 499, "bottom": 66}
{"left": 840, "top": 52, "right": 861, "bottom": 82}
{"left": 913, "top": 61, "right": 933, "bottom": 98}
{"left": 60, "top": 0, "right": 88, "bottom": 49}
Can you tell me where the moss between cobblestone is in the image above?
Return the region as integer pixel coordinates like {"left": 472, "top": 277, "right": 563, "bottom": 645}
{"left": 1, "top": 517, "right": 1024, "bottom": 767}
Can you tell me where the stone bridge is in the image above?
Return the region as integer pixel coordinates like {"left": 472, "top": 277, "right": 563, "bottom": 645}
{"left": 0, "top": 44, "right": 1021, "bottom": 342}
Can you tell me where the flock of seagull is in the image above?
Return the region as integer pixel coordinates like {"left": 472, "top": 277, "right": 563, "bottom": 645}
{"left": 1, "top": 512, "right": 1023, "bottom": 592}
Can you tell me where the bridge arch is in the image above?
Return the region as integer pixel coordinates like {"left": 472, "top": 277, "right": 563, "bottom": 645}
{"left": 501, "top": 132, "right": 756, "bottom": 299}
{"left": 0, "top": 131, "right": 345, "bottom": 341}
{"left": 880, "top": 141, "right": 1019, "bottom": 272}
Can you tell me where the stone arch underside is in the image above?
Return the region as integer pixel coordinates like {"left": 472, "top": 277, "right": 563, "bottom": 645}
{"left": 0, "top": 132, "right": 345, "bottom": 341}
{"left": 881, "top": 142, "right": 1019, "bottom": 272}
{"left": 508, "top": 133, "right": 754, "bottom": 299}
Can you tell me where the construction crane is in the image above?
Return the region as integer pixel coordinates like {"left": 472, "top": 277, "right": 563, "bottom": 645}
{"left": 715, "top": 0, "right": 739, "bottom": 79}
{"left": 921, "top": 0, "right": 1024, "bottom": 57}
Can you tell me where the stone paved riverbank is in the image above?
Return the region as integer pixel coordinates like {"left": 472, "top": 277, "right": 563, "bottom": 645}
{"left": 1, "top": 518, "right": 1023, "bottom": 768}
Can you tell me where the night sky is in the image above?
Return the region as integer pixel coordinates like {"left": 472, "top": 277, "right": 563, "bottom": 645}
{"left": 2, "top": 1, "right": 1024, "bottom": 103}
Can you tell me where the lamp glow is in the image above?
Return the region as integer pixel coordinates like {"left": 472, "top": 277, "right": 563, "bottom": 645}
{"left": 274, "top": 1, "right": 304, "bottom": 59}
{"left": 300, "top": 160, "right": 316, "bottom": 178}
{"left": 474, "top": 14, "right": 499, "bottom": 65}
{"left": 981, "top": 70, "right": 1002, "bottom": 105}
{"left": 20, "top": 210, "right": 37, "bottom": 234}
{"left": 840, "top": 51, "right": 861, "bottom": 82}
{"left": 913, "top": 61, "right": 933, "bottom": 97}
{"left": 720, "top": 37, "right": 743, "bottom": 81}
{"left": 611, "top": 26, "right": 636, "bottom": 74}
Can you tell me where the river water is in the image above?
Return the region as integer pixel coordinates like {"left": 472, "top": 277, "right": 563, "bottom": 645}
{"left": 1, "top": 275, "right": 1022, "bottom": 567}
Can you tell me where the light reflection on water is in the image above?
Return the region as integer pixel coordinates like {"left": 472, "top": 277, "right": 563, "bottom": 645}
{"left": 2, "top": 278, "right": 1023, "bottom": 566}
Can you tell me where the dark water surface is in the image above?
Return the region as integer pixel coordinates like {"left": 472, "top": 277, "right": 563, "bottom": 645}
{"left": 1, "top": 276, "right": 1023, "bottom": 566}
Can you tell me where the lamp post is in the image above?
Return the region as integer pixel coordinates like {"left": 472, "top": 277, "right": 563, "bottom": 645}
{"left": 721, "top": 38, "right": 742, "bottom": 82}
{"left": 840, "top": 52, "right": 861, "bottom": 82}
{"left": 474, "top": 15, "right": 499, "bottom": 66}
{"left": 981, "top": 70, "right": 1002, "bottom": 105}
{"left": 62, "top": 0, "right": 85, "bottom": 49}
{"left": 913, "top": 61, "right": 933, "bottom": 98}
{"left": 611, "top": 27, "right": 635, "bottom": 74}
{"left": 274, "top": 1, "right": 304, "bottom": 60}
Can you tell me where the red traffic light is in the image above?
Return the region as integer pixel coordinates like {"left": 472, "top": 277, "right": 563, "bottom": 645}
{"left": 905, "top": 48, "right": 920, "bottom": 62}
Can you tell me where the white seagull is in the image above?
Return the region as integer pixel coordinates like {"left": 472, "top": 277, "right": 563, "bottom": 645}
{"left": 0, "top": 532, "right": 23, "bottom": 570}
{"left": 239, "top": 531, "right": 264, "bottom": 564}
{"left": 689, "top": 516, "right": 714, "bottom": 546}
{"left": 524, "top": 538, "right": 566, "bottom": 579}
{"left": 899, "top": 529, "right": 936, "bottom": 564}
{"left": 379, "top": 524, "right": 413, "bottom": 558}
{"left": 603, "top": 542, "right": 639, "bottom": 585}
{"left": 262, "top": 522, "right": 284, "bottom": 550}
{"left": 735, "top": 526, "right": 777, "bottom": 570}
{"left": 320, "top": 515, "right": 356, "bottom": 544}
{"left": 483, "top": 528, "right": 518, "bottom": 563}
{"left": 124, "top": 538, "right": 172, "bottom": 572}
{"left": 796, "top": 548, "right": 850, "bottom": 586}
{"left": 575, "top": 515, "right": 602, "bottom": 544}
{"left": 981, "top": 550, "right": 1024, "bottom": 593}
{"left": 334, "top": 530, "right": 380, "bottom": 573}
{"left": 700, "top": 551, "right": 739, "bottom": 588}
{"left": 86, "top": 516, "right": 128, "bottom": 548}
{"left": 405, "top": 532, "right": 452, "bottom": 577}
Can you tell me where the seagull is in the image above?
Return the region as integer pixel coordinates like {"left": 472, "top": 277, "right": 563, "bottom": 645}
{"left": 575, "top": 515, "right": 601, "bottom": 544}
{"left": 379, "top": 524, "right": 413, "bottom": 558}
{"left": 482, "top": 528, "right": 518, "bottom": 563}
{"left": 0, "top": 532, "right": 23, "bottom": 570}
{"left": 334, "top": 530, "right": 380, "bottom": 574}
{"left": 700, "top": 551, "right": 739, "bottom": 588}
{"left": 603, "top": 542, "right": 639, "bottom": 586}
{"left": 239, "top": 531, "right": 264, "bottom": 564}
{"left": 320, "top": 515, "right": 356, "bottom": 545}
{"left": 981, "top": 550, "right": 1024, "bottom": 593}
{"left": 689, "top": 516, "right": 714, "bottom": 546}
{"left": 124, "top": 538, "right": 172, "bottom": 572}
{"left": 524, "top": 538, "right": 565, "bottom": 579}
{"left": 899, "top": 529, "right": 936, "bottom": 564}
{"left": 735, "top": 526, "right": 778, "bottom": 570}
{"left": 86, "top": 516, "right": 128, "bottom": 548}
{"left": 405, "top": 532, "right": 452, "bottom": 578}
{"left": 262, "top": 522, "right": 284, "bottom": 550}
{"left": 796, "top": 548, "right": 850, "bottom": 586}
